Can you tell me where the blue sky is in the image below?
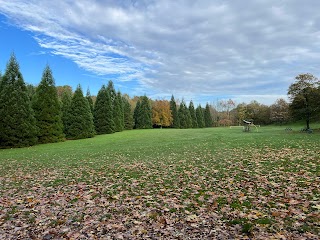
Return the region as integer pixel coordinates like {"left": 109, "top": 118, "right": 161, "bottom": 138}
{"left": 1, "top": 1, "right": 320, "bottom": 106}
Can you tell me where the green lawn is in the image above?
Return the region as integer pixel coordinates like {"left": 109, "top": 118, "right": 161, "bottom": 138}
{"left": 0, "top": 126, "right": 319, "bottom": 239}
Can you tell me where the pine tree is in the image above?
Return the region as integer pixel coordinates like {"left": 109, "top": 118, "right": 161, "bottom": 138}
{"left": 32, "top": 65, "right": 64, "bottom": 143}
{"left": 26, "top": 84, "right": 36, "bottom": 101}
{"left": 196, "top": 105, "right": 205, "bottom": 128}
{"left": 134, "top": 100, "right": 141, "bottom": 129}
{"left": 204, "top": 103, "right": 213, "bottom": 127}
{"left": 0, "top": 53, "right": 38, "bottom": 148}
{"left": 170, "top": 95, "right": 180, "bottom": 128}
{"left": 86, "top": 87, "right": 94, "bottom": 115}
{"left": 61, "top": 89, "right": 72, "bottom": 135}
{"left": 93, "top": 85, "right": 115, "bottom": 134}
{"left": 189, "top": 100, "right": 198, "bottom": 128}
{"left": 178, "top": 100, "right": 192, "bottom": 128}
{"left": 135, "top": 96, "right": 152, "bottom": 129}
{"left": 123, "top": 96, "right": 134, "bottom": 130}
{"left": 107, "top": 80, "right": 117, "bottom": 126}
{"left": 114, "top": 91, "right": 124, "bottom": 132}
{"left": 65, "top": 85, "right": 95, "bottom": 139}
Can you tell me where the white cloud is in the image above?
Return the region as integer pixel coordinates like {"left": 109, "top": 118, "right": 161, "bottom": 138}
{"left": 1, "top": 0, "right": 320, "bottom": 105}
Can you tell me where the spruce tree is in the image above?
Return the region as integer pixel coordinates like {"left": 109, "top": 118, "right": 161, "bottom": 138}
{"left": 32, "top": 65, "right": 64, "bottom": 143}
{"left": 93, "top": 85, "right": 115, "bottom": 134}
{"left": 204, "top": 103, "right": 213, "bottom": 127}
{"left": 0, "top": 54, "right": 38, "bottom": 148}
{"left": 107, "top": 80, "right": 117, "bottom": 125}
{"left": 114, "top": 91, "right": 124, "bottom": 132}
{"left": 178, "top": 100, "right": 192, "bottom": 128}
{"left": 86, "top": 87, "right": 94, "bottom": 115}
{"left": 196, "top": 105, "right": 205, "bottom": 128}
{"left": 134, "top": 100, "right": 141, "bottom": 129}
{"left": 65, "top": 85, "right": 95, "bottom": 139}
{"left": 189, "top": 100, "right": 198, "bottom": 128}
{"left": 135, "top": 96, "right": 152, "bottom": 129}
{"left": 123, "top": 96, "right": 134, "bottom": 130}
{"left": 117, "top": 91, "right": 125, "bottom": 131}
{"left": 170, "top": 95, "right": 180, "bottom": 128}
{"left": 61, "top": 89, "right": 72, "bottom": 135}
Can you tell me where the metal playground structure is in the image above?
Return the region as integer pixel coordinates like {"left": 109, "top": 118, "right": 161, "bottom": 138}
{"left": 229, "top": 120, "right": 260, "bottom": 132}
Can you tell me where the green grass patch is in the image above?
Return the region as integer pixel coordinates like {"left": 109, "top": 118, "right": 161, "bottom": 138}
{"left": 0, "top": 126, "right": 319, "bottom": 238}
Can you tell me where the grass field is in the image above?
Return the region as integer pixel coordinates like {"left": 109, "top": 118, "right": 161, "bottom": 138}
{"left": 0, "top": 125, "right": 319, "bottom": 239}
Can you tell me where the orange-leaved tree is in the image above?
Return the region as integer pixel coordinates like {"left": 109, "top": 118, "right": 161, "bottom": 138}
{"left": 152, "top": 100, "right": 173, "bottom": 127}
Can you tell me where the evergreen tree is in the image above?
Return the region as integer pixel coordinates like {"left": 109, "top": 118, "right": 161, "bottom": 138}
{"left": 93, "top": 85, "right": 115, "bottom": 134}
{"left": 86, "top": 87, "right": 94, "bottom": 115}
{"left": 114, "top": 91, "right": 124, "bottom": 132}
{"left": 189, "top": 100, "right": 198, "bottom": 128}
{"left": 133, "top": 100, "right": 141, "bottom": 129}
{"left": 61, "top": 89, "right": 72, "bottom": 135}
{"left": 204, "top": 103, "right": 213, "bottom": 127}
{"left": 123, "top": 96, "right": 134, "bottom": 130}
{"left": 135, "top": 96, "right": 152, "bottom": 129}
{"left": 0, "top": 53, "right": 38, "bottom": 148}
{"left": 170, "top": 95, "right": 180, "bottom": 128}
{"left": 107, "top": 80, "right": 117, "bottom": 126}
{"left": 65, "top": 85, "right": 95, "bottom": 139}
{"left": 196, "top": 105, "right": 205, "bottom": 128}
{"left": 32, "top": 65, "right": 64, "bottom": 143}
{"left": 26, "top": 84, "right": 36, "bottom": 101}
{"left": 178, "top": 100, "right": 192, "bottom": 128}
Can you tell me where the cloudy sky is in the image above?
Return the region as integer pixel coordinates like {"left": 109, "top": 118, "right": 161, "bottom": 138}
{"left": 1, "top": 0, "right": 320, "bottom": 105}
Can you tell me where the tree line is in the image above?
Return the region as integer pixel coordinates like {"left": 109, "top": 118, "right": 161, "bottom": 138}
{"left": 0, "top": 54, "right": 213, "bottom": 148}
{"left": 1, "top": 54, "right": 319, "bottom": 148}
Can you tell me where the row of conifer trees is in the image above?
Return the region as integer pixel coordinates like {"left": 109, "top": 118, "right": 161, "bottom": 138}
{"left": 0, "top": 54, "right": 134, "bottom": 148}
{"left": 0, "top": 54, "right": 213, "bottom": 148}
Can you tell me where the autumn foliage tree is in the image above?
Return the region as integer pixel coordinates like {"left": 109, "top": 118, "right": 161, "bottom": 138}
{"left": 270, "top": 98, "right": 290, "bottom": 124}
{"left": 152, "top": 100, "right": 173, "bottom": 127}
{"left": 288, "top": 73, "right": 320, "bottom": 129}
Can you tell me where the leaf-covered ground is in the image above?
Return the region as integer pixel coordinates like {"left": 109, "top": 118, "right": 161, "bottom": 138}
{"left": 0, "top": 128, "right": 319, "bottom": 239}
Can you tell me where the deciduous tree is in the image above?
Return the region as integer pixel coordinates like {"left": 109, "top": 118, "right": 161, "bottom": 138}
{"left": 288, "top": 73, "right": 320, "bottom": 129}
{"left": 152, "top": 100, "right": 173, "bottom": 127}
{"left": 270, "top": 98, "right": 290, "bottom": 124}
